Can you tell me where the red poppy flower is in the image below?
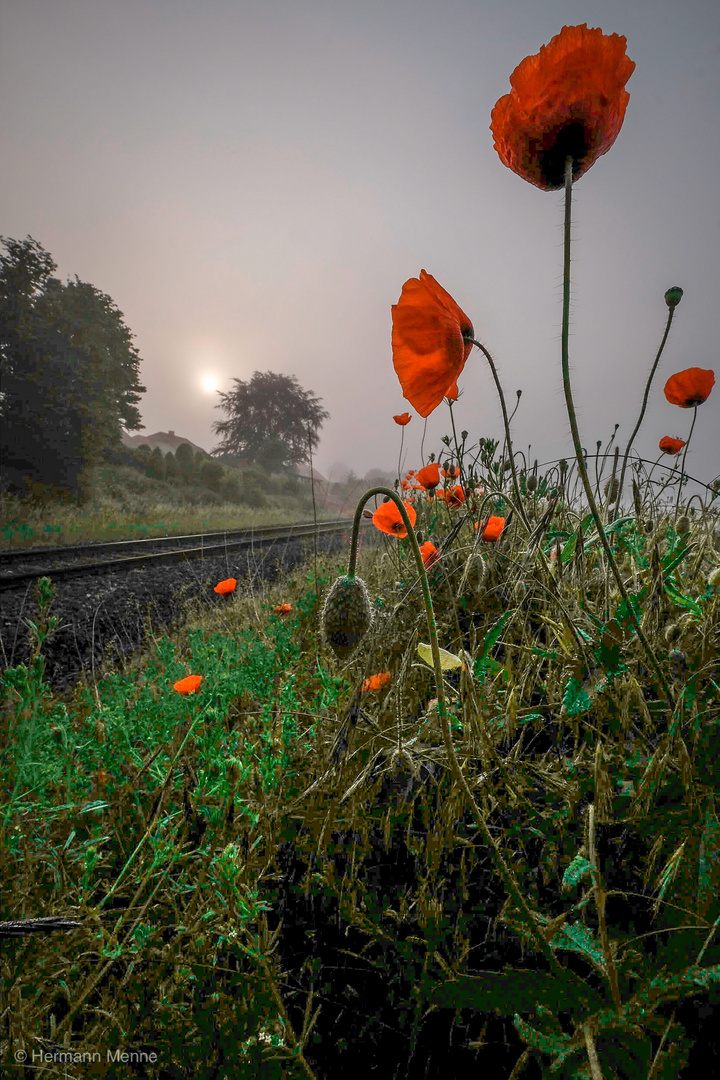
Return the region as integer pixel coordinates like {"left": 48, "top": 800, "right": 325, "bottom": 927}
{"left": 415, "top": 463, "right": 441, "bottom": 490}
{"left": 392, "top": 270, "right": 474, "bottom": 418}
{"left": 476, "top": 516, "right": 507, "bottom": 542}
{"left": 658, "top": 436, "right": 686, "bottom": 455}
{"left": 214, "top": 578, "right": 237, "bottom": 596}
{"left": 173, "top": 675, "right": 203, "bottom": 695}
{"left": 491, "top": 24, "right": 635, "bottom": 191}
{"left": 275, "top": 603, "right": 293, "bottom": 615}
{"left": 393, "top": 412, "right": 412, "bottom": 426}
{"left": 445, "top": 380, "right": 459, "bottom": 402}
{"left": 420, "top": 541, "right": 440, "bottom": 568}
{"left": 372, "top": 500, "right": 417, "bottom": 538}
{"left": 361, "top": 672, "right": 392, "bottom": 692}
{"left": 444, "top": 485, "right": 466, "bottom": 508}
{"left": 663, "top": 368, "right": 715, "bottom": 408}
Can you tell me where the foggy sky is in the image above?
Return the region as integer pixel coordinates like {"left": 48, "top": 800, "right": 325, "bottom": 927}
{"left": 2, "top": 0, "right": 718, "bottom": 497}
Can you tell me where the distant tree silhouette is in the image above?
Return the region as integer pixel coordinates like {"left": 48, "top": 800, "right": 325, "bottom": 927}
{"left": 175, "top": 442, "right": 195, "bottom": 482}
{"left": 211, "top": 371, "right": 329, "bottom": 473}
{"left": 146, "top": 446, "right": 166, "bottom": 480}
{"left": 0, "top": 235, "right": 146, "bottom": 497}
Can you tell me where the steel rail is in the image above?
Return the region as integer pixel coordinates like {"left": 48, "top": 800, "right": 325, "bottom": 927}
{"left": 0, "top": 518, "right": 368, "bottom": 589}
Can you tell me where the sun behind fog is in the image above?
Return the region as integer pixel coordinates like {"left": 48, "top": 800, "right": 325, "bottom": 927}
{"left": 200, "top": 375, "right": 219, "bottom": 393}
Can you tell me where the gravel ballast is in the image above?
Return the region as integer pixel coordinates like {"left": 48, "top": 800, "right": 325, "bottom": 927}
{"left": 1, "top": 530, "right": 376, "bottom": 694}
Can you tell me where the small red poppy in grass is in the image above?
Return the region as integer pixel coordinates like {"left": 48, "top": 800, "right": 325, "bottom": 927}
{"left": 361, "top": 672, "right": 392, "bottom": 692}
{"left": 214, "top": 578, "right": 237, "bottom": 596}
{"left": 420, "top": 541, "right": 440, "bottom": 568}
{"left": 416, "top": 463, "right": 441, "bottom": 490}
{"left": 442, "top": 466, "right": 460, "bottom": 479}
{"left": 659, "top": 436, "right": 686, "bottom": 455}
{"left": 663, "top": 368, "right": 715, "bottom": 408}
{"left": 475, "top": 516, "right": 507, "bottom": 542}
{"left": 491, "top": 24, "right": 635, "bottom": 191}
{"left": 392, "top": 270, "right": 474, "bottom": 418}
{"left": 174, "top": 675, "right": 203, "bottom": 695}
{"left": 393, "top": 412, "right": 412, "bottom": 426}
{"left": 275, "top": 603, "right": 293, "bottom": 615}
{"left": 372, "top": 500, "right": 417, "bottom": 538}
{"left": 444, "top": 485, "right": 466, "bottom": 508}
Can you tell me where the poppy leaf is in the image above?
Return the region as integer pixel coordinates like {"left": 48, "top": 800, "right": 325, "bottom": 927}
{"left": 417, "top": 643, "right": 463, "bottom": 670}
{"left": 562, "top": 854, "right": 594, "bottom": 890}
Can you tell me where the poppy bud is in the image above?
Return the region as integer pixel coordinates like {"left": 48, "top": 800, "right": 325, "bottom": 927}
{"left": 708, "top": 567, "right": 720, "bottom": 588}
{"left": 321, "top": 574, "right": 373, "bottom": 661}
{"left": 664, "top": 623, "right": 681, "bottom": 645}
{"left": 664, "top": 286, "right": 683, "bottom": 310}
{"left": 604, "top": 478, "right": 619, "bottom": 503}
{"left": 526, "top": 474, "right": 538, "bottom": 493}
{"left": 676, "top": 516, "right": 691, "bottom": 536}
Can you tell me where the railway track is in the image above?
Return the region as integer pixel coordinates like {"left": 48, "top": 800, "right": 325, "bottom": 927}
{"left": 0, "top": 517, "right": 370, "bottom": 589}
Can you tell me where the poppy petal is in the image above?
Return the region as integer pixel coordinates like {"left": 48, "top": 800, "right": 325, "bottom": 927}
{"left": 491, "top": 24, "right": 635, "bottom": 190}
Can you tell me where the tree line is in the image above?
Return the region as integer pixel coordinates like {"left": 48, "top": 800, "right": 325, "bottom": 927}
{"left": 0, "top": 235, "right": 145, "bottom": 499}
{"left": 1, "top": 235, "right": 330, "bottom": 501}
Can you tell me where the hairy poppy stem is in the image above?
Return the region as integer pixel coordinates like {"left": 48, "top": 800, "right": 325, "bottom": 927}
{"left": 612, "top": 304, "right": 677, "bottom": 522}
{"left": 468, "top": 338, "right": 531, "bottom": 533}
{"left": 559, "top": 156, "right": 674, "bottom": 711}
{"left": 673, "top": 405, "right": 698, "bottom": 519}
{"left": 348, "top": 487, "right": 564, "bottom": 972}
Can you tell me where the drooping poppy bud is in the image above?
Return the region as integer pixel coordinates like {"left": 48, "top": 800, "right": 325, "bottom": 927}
{"left": 322, "top": 574, "right": 374, "bottom": 660}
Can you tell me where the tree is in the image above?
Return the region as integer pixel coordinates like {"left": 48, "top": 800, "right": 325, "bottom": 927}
{"left": 211, "top": 371, "right": 329, "bottom": 473}
{"left": 0, "top": 235, "right": 146, "bottom": 496}
{"left": 175, "top": 441, "right": 195, "bottom": 482}
{"left": 146, "top": 445, "right": 166, "bottom": 480}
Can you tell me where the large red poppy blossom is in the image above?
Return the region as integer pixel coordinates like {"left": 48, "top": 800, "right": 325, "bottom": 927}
{"left": 663, "top": 368, "right": 715, "bottom": 408}
{"left": 393, "top": 412, "right": 412, "bottom": 426}
{"left": 392, "top": 271, "right": 474, "bottom": 418}
{"left": 415, "top": 463, "right": 441, "bottom": 490}
{"left": 658, "top": 436, "right": 686, "bottom": 455}
{"left": 491, "top": 24, "right": 635, "bottom": 191}
{"left": 372, "top": 500, "right": 417, "bottom": 538}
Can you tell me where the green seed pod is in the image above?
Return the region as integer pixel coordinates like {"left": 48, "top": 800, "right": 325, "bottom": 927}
{"left": 664, "top": 286, "right": 683, "bottom": 310}
{"left": 526, "top": 474, "right": 538, "bottom": 493}
{"left": 321, "top": 574, "right": 373, "bottom": 660}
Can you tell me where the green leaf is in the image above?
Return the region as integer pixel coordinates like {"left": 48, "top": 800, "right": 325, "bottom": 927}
{"left": 663, "top": 579, "right": 703, "bottom": 619}
{"left": 562, "top": 677, "right": 591, "bottom": 717}
{"left": 551, "top": 923, "right": 605, "bottom": 972}
{"left": 562, "top": 854, "right": 593, "bottom": 890}
{"left": 561, "top": 531, "right": 577, "bottom": 563}
{"left": 513, "top": 1013, "right": 576, "bottom": 1057}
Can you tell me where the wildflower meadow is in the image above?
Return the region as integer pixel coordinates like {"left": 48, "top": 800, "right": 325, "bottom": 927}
{"left": 2, "top": 22, "right": 720, "bottom": 1080}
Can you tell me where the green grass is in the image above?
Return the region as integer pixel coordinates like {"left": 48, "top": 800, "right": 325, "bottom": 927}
{"left": 2, "top": 454, "right": 720, "bottom": 1077}
{"left": 0, "top": 461, "right": 345, "bottom": 549}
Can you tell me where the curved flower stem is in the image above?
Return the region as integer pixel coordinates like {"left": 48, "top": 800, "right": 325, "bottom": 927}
{"left": 468, "top": 338, "right": 531, "bottom": 532}
{"left": 613, "top": 305, "right": 677, "bottom": 521}
{"left": 673, "top": 405, "right": 698, "bottom": 518}
{"left": 559, "top": 156, "right": 674, "bottom": 710}
{"left": 348, "top": 486, "right": 563, "bottom": 973}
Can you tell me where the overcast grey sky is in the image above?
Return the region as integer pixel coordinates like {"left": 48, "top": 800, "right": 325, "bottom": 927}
{"left": 2, "top": 0, "right": 718, "bottom": 493}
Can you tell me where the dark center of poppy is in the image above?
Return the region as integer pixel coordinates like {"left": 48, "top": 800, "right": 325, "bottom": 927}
{"left": 538, "top": 122, "right": 590, "bottom": 189}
